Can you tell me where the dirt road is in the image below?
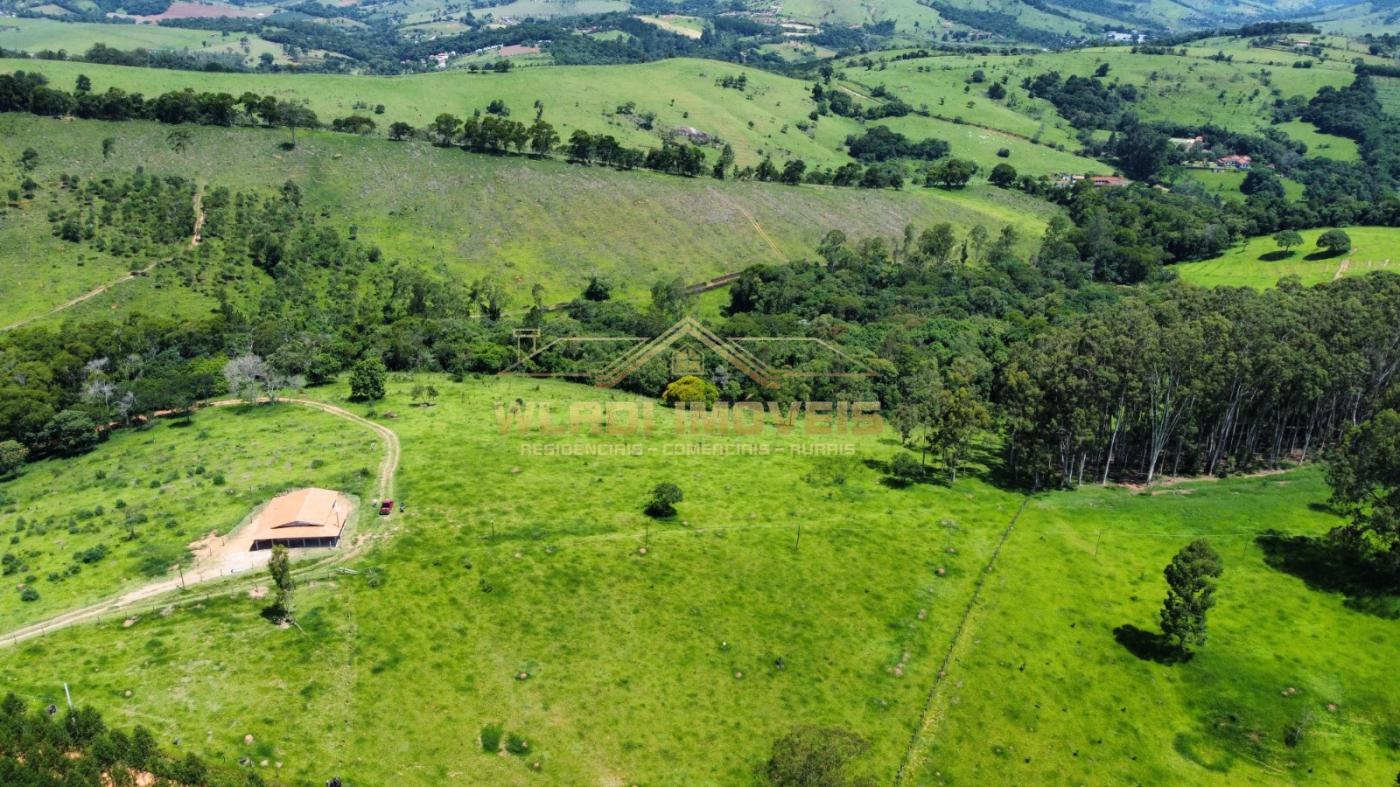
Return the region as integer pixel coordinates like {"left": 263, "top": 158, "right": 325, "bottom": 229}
{"left": 0, "top": 396, "right": 399, "bottom": 649}
{"left": 2, "top": 185, "right": 205, "bottom": 332}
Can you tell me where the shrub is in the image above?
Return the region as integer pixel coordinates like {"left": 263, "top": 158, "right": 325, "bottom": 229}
{"left": 349, "top": 358, "right": 387, "bottom": 402}
{"left": 480, "top": 724, "right": 503, "bottom": 753}
{"left": 661, "top": 375, "right": 718, "bottom": 408}
{"left": 645, "top": 483, "right": 683, "bottom": 518}
{"left": 0, "top": 439, "right": 27, "bottom": 477}
{"left": 505, "top": 733, "right": 530, "bottom": 756}
{"left": 19, "top": 587, "right": 38, "bottom": 602}
{"left": 890, "top": 453, "right": 922, "bottom": 482}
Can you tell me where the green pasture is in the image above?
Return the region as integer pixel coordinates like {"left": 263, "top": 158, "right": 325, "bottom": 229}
{"left": 0, "top": 404, "right": 375, "bottom": 632}
{"left": 1, "top": 375, "right": 1392, "bottom": 784}
{"left": 0, "top": 55, "right": 1103, "bottom": 176}
{"left": 1174, "top": 227, "right": 1400, "bottom": 288}
{"left": 832, "top": 46, "right": 1358, "bottom": 156}
{"left": 1376, "top": 76, "right": 1400, "bottom": 118}
{"left": 1172, "top": 167, "right": 1305, "bottom": 203}
{"left": 0, "top": 17, "right": 289, "bottom": 64}
{"left": 909, "top": 470, "right": 1399, "bottom": 785}
{"left": 0, "top": 375, "right": 1026, "bottom": 784}
{"left": 0, "top": 114, "right": 1057, "bottom": 319}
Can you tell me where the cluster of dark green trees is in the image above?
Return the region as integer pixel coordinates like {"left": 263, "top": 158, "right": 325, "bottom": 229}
{"left": 0, "top": 70, "right": 321, "bottom": 132}
{"left": 0, "top": 692, "right": 265, "bottom": 786}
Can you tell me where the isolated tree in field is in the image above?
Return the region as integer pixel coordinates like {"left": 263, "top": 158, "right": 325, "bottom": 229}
{"left": 101, "top": 137, "right": 116, "bottom": 159}
{"left": 349, "top": 358, "right": 387, "bottom": 402}
{"left": 1326, "top": 409, "right": 1400, "bottom": 581}
{"left": 1317, "top": 229, "right": 1352, "bottom": 255}
{"left": 388, "top": 121, "right": 414, "bottom": 141}
{"left": 268, "top": 544, "right": 294, "bottom": 617}
{"left": 1159, "top": 539, "right": 1223, "bottom": 654}
{"left": 764, "top": 726, "right": 870, "bottom": 787}
{"left": 989, "top": 162, "right": 1018, "bottom": 188}
{"left": 645, "top": 482, "right": 683, "bottom": 518}
{"left": 0, "top": 439, "right": 27, "bottom": 477}
{"left": 987, "top": 81, "right": 1007, "bottom": 100}
{"left": 1272, "top": 229, "right": 1303, "bottom": 254}
{"left": 75, "top": 74, "right": 92, "bottom": 94}
{"left": 19, "top": 148, "right": 37, "bottom": 171}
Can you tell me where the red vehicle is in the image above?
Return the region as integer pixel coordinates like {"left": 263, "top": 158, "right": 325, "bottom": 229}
{"left": 379, "top": 500, "right": 394, "bottom": 516}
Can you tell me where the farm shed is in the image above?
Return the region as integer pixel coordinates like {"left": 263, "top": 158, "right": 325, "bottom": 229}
{"left": 249, "top": 488, "right": 349, "bottom": 550}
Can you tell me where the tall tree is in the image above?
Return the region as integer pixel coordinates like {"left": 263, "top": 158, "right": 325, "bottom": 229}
{"left": 268, "top": 544, "right": 294, "bottom": 618}
{"left": 1326, "top": 409, "right": 1400, "bottom": 581}
{"left": 1159, "top": 539, "right": 1223, "bottom": 654}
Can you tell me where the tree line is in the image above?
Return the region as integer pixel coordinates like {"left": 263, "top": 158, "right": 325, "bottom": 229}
{"left": 0, "top": 691, "right": 270, "bottom": 786}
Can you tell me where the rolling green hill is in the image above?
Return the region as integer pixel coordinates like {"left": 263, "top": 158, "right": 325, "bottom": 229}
{"left": 0, "top": 56, "right": 1106, "bottom": 175}
{"left": 0, "top": 113, "right": 1058, "bottom": 323}
{"left": 0, "top": 16, "right": 292, "bottom": 65}
{"left": 833, "top": 43, "right": 1364, "bottom": 160}
{"left": 2, "top": 377, "right": 1394, "bottom": 785}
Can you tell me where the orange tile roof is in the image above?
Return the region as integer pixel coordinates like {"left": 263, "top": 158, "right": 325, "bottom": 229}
{"left": 250, "top": 488, "right": 347, "bottom": 543}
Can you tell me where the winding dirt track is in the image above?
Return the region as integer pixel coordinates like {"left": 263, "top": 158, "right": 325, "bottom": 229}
{"left": 0, "top": 396, "right": 398, "bottom": 649}
{"left": 2, "top": 186, "right": 205, "bottom": 332}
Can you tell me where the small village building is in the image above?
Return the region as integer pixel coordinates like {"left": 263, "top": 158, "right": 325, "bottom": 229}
{"left": 1217, "top": 154, "right": 1252, "bottom": 170}
{"left": 249, "top": 488, "right": 349, "bottom": 551}
{"left": 1090, "top": 175, "right": 1129, "bottom": 187}
{"left": 1170, "top": 135, "right": 1205, "bottom": 151}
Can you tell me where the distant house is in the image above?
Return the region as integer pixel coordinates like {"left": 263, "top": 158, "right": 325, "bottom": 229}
{"left": 1170, "top": 135, "right": 1205, "bottom": 151}
{"left": 1217, "top": 154, "right": 1252, "bottom": 170}
{"left": 1090, "top": 175, "right": 1129, "bottom": 187}
{"left": 249, "top": 488, "right": 349, "bottom": 551}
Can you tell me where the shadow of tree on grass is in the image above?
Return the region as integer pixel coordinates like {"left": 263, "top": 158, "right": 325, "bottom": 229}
{"left": 1256, "top": 530, "right": 1399, "bottom": 619}
{"left": 1113, "top": 624, "right": 1193, "bottom": 665}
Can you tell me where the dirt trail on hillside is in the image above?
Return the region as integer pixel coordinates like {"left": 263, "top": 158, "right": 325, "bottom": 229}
{"left": 2, "top": 185, "right": 205, "bottom": 332}
{"left": 0, "top": 396, "right": 398, "bottom": 649}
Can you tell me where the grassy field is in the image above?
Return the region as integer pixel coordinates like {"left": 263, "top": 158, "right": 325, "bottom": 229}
{"left": 0, "top": 404, "right": 376, "bottom": 632}
{"left": 0, "top": 17, "right": 290, "bottom": 65}
{"left": 0, "top": 375, "right": 1392, "bottom": 784}
{"left": 907, "top": 469, "right": 1400, "bottom": 785}
{"left": 1172, "top": 167, "right": 1305, "bottom": 203}
{"left": 1377, "top": 75, "right": 1400, "bottom": 118}
{"left": 0, "top": 55, "right": 1105, "bottom": 176}
{"left": 0, "top": 375, "right": 1027, "bottom": 784}
{"left": 0, "top": 114, "right": 1058, "bottom": 320}
{"left": 832, "top": 45, "right": 1361, "bottom": 162}
{"left": 1175, "top": 226, "right": 1400, "bottom": 288}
